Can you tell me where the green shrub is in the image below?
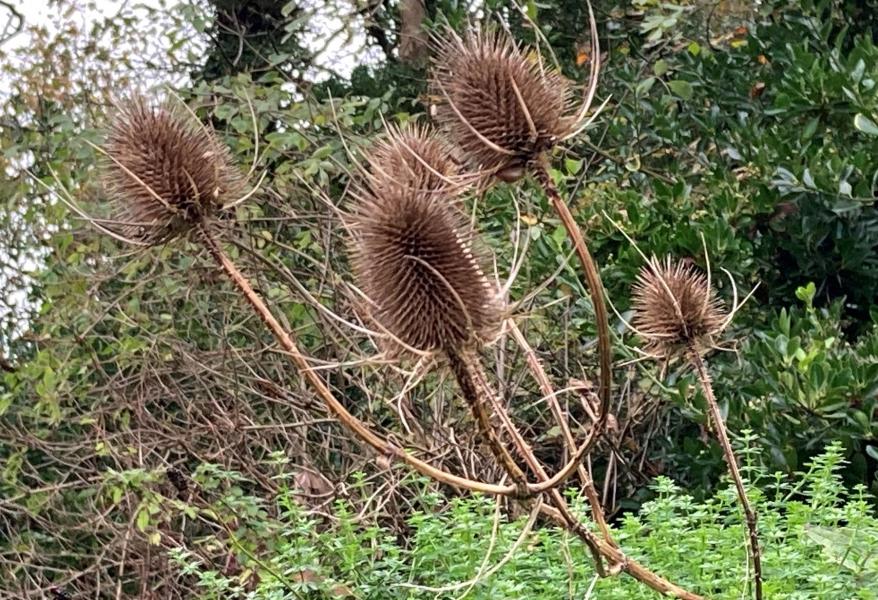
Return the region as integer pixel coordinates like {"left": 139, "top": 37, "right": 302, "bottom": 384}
{"left": 173, "top": 444, "right": 878, "bottom": 599}
{"left": 577, "top": 0, "right": 878, "bottom": 312}
{"left": 720, "top": 284, "right": 878, "bottom": 482}
{"left": 533, "top": 0, "right": 878, "bottom": 489}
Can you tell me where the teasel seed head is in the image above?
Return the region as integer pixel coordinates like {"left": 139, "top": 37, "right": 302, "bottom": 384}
{"left": 359, "top": 122, "right": 467, "bottom": 197}
{"left": 631, "top": 256, "right": 727, "bottom": 359}
{"left": 101, "top": 96, "right": 246, "bottom": 245}
{"left": 349, "top": 132, "right": 501, "bottom": 353}
{"left": 430, "top": 27, "right": 579, "bottom": 179}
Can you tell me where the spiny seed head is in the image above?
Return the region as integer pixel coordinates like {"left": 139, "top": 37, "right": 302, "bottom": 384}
{"left": 101, "top": 96, "right": 246, "bottom": 244}
{"left": 360, "top": 122, "right": 465, "bottom": 197}
{"left": 631, "top": 257, "right": 727, "bottom": 358}
{"left": 430, "top": 27, "right": 578, "bottom": 178}
{"left": 349, "top": 135, "right": 500, "bottom": 353}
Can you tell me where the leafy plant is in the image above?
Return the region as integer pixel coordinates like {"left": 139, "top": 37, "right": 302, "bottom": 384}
{"left": 174, "top": 444, "right": 878, "bottom": 599}
{"left": 719, "top": 284, "right": 878, "bottom": 487}
{"left": 4, "top": 0, "right": 878, "bottom": 598}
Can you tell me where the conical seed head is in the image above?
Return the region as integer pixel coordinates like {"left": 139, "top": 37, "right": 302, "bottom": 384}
{"left": 430, "top": 27, "right": 577, "bottom": 176}
{"left": 101, "top": 96, "right": 246, "bottom": 244}
{"left": 349, "top": 181, "right": 500, "bottom": 354}
{"left": 631, "top": 257, "right": 727, "bottom": 358}
{"left": 361, "top": 123, "right": 464, "bottom": 196}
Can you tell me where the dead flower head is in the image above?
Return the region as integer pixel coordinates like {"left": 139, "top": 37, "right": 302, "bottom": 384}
{"left": 631, "top": 256, "right": 727, "bottom": 359}
{"left": 430, "top": 27, "right": 582, "bottom": 181}
{"left": 359, "top": 122, "right": 467, "bottom": 197}
{"left": 101, "top": 96, "right": 246, "bottom": 244}
{"left": 349, "top": 129, "right": 500, "bottom": 353}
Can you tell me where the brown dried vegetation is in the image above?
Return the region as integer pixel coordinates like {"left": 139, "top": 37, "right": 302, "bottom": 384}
{"left": 101, "top": 96, "right": 245, "bottom": 244}
{"left": 631, "top": 256, "right": 727, "bottom": 359}
{"left": 348, "top": 127, "right": 500, "bottom": 352}
{"left": 430, "top": 28, "right": 578, "bottom": 179}
{"left": 358, "top": 122, "right": 464, "bottom": 196}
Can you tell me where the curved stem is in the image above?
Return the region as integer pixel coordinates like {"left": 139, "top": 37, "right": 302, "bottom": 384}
{"left": 196, "top": 226, "right": 704, "bottom": 600}
{"left": 690, "top": 348, "right": 762, "bottom": 600}
{"left": 198, "top": 233, "right": 610, "bottom": 499}
{"left": 197, "top": 225, "right": 516, "bottom": 497}
{"left": 541, "top": 505, "right": 705, "bottom": 600}
{"left": 533, "top": 161, "right": 612, "bottom": 451}
{"left": 449, "top": 348, "right": 606, "bottom": 572}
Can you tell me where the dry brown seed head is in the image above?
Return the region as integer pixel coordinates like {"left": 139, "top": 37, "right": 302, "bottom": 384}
{"left": 631, "top": 256, "right": 726, "bottom": 358}
{"left": 348, "top": 162, "right": 500, "bottom": 353}
{"left": 101, "top": 96, "right": 246, "bottom": 244}
{"left": 358, "top": 122, "right": 466, "bottom": 198}
{"left": 430, "top": 27, "right": 578, "bottom": 176}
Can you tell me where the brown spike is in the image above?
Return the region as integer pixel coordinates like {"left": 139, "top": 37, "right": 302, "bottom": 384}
{"left": 430, "top": 27, "right": 577, "bottom": 176}
{"left": 349, "top": 128, "right": 500, "bottom": 353}
{"left": 101, "top": 96, "right": 246, "bottom": 244}
{"left": 631, "top": 256, "right": 727, "bottom": 358}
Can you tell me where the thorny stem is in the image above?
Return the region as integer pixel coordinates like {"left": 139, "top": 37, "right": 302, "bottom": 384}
{"left": 199, "top": 227, "right": 604, "bottom": 497}
{"left": 197, "top": 224, "right": 513, "bottom": 497}
{"left": 446, "top": 350, "right": 530, "bottom": 491}
{"left": 449, "top": 349, "right": 606, "bottom": 573}
{"left": 533, "top": 160, "right": 612, "bottom": 452}
{"left": 196, "top": 225, "right": 705, "bottom": 600}
{"left": 451, "top": 348, "right": 708, "bottom": 599}
{"left": 540, "top": 505, "right": 705, "bottom": 600}
{"left": 690, "top": 348, "right": 762, "bottom": 600}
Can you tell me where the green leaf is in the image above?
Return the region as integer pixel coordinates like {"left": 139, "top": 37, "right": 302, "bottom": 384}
{"left": 653, "top": 59, "right": 669, "bottom": 76}
{"left": 802, "top": 117, "right": 819, "bottom": 140}
{"left": 526, "top": 0, "right": 538, "bottom": 22}
{"left": 853, "top": 113, "right": 878, "bottom": 136}
{"left": 795, "top": 282, "right": 816, "bottom": 307}
{"left": 312, "top": 144, "right": 334, "bottom": 159}
{"left": 564, "top": 158, "right": 582, "bottom": 175}
{"left": 668, "top": 80, "right": 694, "bottom": 101}
{"left": 136, "top": 508, "right": 150, "bottom": 532}
{"left": 636, "top": 77, "right": 656, "bottom": 96}
{"left": 551, "top": 225, "right": 566, "bottom": 247}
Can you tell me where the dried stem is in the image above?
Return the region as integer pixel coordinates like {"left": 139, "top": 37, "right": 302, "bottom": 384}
{"left": 508, "top": 320, "right": 614, "bottom": 544}
{"left": 447, "top": 344, "right": 709, "bottom": 599}
{"left": 194, "top": 224, "right": 704, "bottom": 600}
{"left": 446, "top": 350, "right": 530, "bottom": 490}
{"left": 689, "top": 348, "right": 762, "bottom": 600}
{"left": 197, "top": 224, "right": 516, "bottom": 497}
{"left": 448, "top": 349, "right": 607, "bottom": 572}
{"left": 533, "top": 160, "right": 612, "bottom": 447}
{"left": 540, "top": 505, "right": 705, "bottom": 600}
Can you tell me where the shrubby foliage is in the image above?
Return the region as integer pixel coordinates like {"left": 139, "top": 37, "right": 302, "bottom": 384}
{"left": 176, "top": 445, "right": 878, "bottom": 599}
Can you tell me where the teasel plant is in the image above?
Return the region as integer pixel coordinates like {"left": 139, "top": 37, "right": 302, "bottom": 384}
{"left": 66, "top": 95, "right": 618, "bottom": 499}
{"left": 630, "top": 254, "right": 762, "bottom": 599}
{"left": 346, "top": 123, "right": 529, "bottom": 485}
{"left": 346, "top": 122, "right": 704, "bottom": 599}
{"left": 48, "top": 94, "right": 707, "bottom": 598}
{"left": 51, "top": 94, "right": 530, "bottom": 497}
{"left": 428, "top": 1, "right": 614, "bottom": 518}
